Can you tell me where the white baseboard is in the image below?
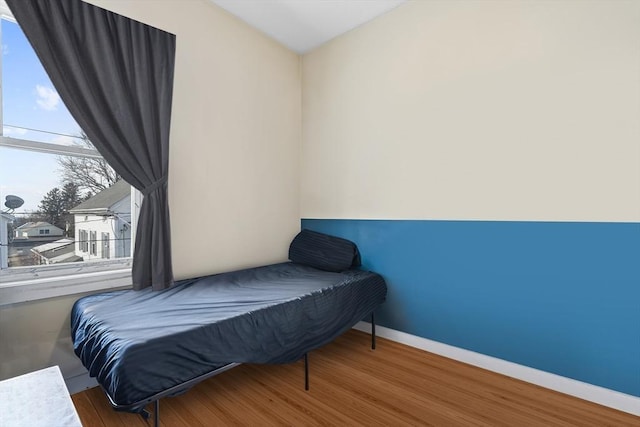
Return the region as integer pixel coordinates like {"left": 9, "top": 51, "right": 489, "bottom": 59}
{"left": 62, "top": 323, "right": 639, "bottom": 415}
{"left": 354, "top": 321, "right": 640, "bottom": 416}
{"left": 65, "top": 372, "right": 98, "bottom": 395}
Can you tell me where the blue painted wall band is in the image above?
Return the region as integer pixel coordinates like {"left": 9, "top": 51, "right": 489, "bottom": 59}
{"left": 302, "top": 219, "right": 640, "bottom": 397}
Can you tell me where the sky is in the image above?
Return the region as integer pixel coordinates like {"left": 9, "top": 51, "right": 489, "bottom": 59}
{"left": 1, "top": 18, "right": 84, "bottom": 213}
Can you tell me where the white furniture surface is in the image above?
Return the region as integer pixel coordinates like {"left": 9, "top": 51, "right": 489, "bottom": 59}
{"left": 0, "top": 366, "right": 82, "bottom": 427}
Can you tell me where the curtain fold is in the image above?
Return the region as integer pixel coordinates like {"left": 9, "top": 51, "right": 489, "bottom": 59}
{"left": 7, "top": 0, "right": 176, "bottom": 290}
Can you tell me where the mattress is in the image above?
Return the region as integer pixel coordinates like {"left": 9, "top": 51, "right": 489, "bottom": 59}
{"left": 71, "top": 262, "right": 387, "bottom": 408}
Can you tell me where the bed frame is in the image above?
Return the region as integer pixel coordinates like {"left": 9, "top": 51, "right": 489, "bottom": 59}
{"left": 106, "top": 313, "right": 377, "bottom": 427}
{"left": 74, "top": 231, "right": 385, "bottom": 425}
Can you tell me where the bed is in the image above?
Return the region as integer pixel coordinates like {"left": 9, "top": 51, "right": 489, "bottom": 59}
{"left": 71, "top": 230, "right": 387, "bottom": 424}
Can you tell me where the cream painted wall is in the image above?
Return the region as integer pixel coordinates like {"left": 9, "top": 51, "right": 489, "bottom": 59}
{"left": 89, "top": 0, "right": 302, "bottom": 279}
{"left": 0, "top": 293, "right": 99, "bottom": 385}
{"left": 4, "top": 0, "right": 637, "bottom": 392}
{"left": 301, "top": 0, "right": 640, "bottom": 222}
{"left": 1, "top": 0, "right": 301, "bottom": 385}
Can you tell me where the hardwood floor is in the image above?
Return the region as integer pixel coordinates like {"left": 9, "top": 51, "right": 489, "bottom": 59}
{"left": 72, "top": 330, "right": 639, "bottom": 426}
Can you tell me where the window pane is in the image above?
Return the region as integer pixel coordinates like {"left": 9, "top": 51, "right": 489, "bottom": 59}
{"left": 1, "top": 19, "right": 84, "bottom": 146}
{"left": 0, "top": 16, "right": 134, "bottom": 273}
{"left": 0, "top": 147, "right": 61, "bottom": 213}
{"left": 1, "top": 148, "right": 132, "bottom": 268}
{"left": 101, "top": 232, "right": 110, "bottom": 259}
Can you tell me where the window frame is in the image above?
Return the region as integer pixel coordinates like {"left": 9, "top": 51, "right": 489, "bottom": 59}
{"left": 78, "top": 229, "right": 87, "bottom": 253}
{"left": 101, "top": 232, "right": 110, "bottom": 259}
{"left": 89, "top": 231, "right": 97, "bottom": 256}
{"left": 0, "top": 10, "right": 139, "bottom": 305}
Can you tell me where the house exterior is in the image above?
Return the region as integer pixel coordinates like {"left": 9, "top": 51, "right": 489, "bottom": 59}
{"left": 13, "top": 221, "right": 64, "bottom": 239}
{"left": 30, "top": 238, "right": 80, "bottom": 265}
{"left": 0, "top": 213, "right": 13, "bottom": 269}
{"left": 69, "top": 180, "right": 132, "bottom": 261}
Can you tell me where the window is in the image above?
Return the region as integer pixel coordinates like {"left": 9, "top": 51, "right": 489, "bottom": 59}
{"left": 89, "top": 231, "right": 97, "bottom": 256}
{"left": 78, "top": 229, "right": 88, "bottom": 253}
{"left": 0, "top": 8, "right": 139, "bottom": 299}
{"left": 101, "top": 232, "right": 110, "bottom": 259}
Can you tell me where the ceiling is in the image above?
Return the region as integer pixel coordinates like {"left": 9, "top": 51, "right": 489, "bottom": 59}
{"left": 0, "top": 0, "right": 407, "bottom": 54}
{"left": 210, "top": 0, "right": 407, "bottom": 54}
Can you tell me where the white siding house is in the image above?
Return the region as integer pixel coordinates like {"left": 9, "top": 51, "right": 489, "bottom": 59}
{"left": 13, "top": 222, "right": 64, "bottom": 239}
{"left": 0, "top": 213, "right": 13, "bottom": 269}
{"left": 69, "top": 181, "right": 131, "bottom": 261}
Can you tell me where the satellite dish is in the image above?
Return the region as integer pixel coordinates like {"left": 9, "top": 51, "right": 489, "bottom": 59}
{"left": 4, "top": 195, "right": 24, "bottom": 210}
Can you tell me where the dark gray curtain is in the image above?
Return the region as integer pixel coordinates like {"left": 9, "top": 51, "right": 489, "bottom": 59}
{"left": 7, "top": 0, "right": 176, "bottom": 290}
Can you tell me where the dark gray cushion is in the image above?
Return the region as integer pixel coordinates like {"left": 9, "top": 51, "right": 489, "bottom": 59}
{"left": 289, "top": 229, "right": 361, "bottom": 272}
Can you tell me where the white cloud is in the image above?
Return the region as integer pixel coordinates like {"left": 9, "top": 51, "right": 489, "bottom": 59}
{"left": 1, "top": 44, "right": 8, "bottom": 55}
{"left": 2, "top": 126, "right": 28, "bottom": 136}
{"left": 35, "top": 85, "right": 61, "bottom": 111}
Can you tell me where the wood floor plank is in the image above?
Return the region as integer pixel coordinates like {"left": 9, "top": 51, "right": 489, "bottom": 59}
{"left": 70, "top": 391, "right": 103, "bottom": 427}
{"left": 240, "top": 363, "right": 357, "bottom": 426}
{"left": 317, "top": 339, "right": 536, "bottom": 425}
{"left": 72, "top": 329, "right": 640, "bottom": 426}
{"left": 166, "top": 382, "right": 234, "bottom": 426}
{"left": 84, "top": 387, "right": 127, "bottom": 427}
{"left": 84, "top": 386, "right": 148, "bottom": 427}
{"left": 216, "top": 365, "right": 322, "bottom": 426}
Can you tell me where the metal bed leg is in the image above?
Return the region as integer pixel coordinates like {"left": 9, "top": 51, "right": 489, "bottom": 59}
{"left": 154, "top": 400, "right": 159, "bottom": 427}
{"left": 138, "top": 400, "right": 159, "bottom": 426}
{"left": 304, "top": 353, "right": 309, "bottom": 391}
{"left": 371, "top": 312, "right": 376, "bottom": 350}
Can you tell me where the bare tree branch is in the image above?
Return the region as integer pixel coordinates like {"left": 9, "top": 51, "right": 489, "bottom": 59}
{"left": 57, "top": 131, "right": 121, "bottom": 194}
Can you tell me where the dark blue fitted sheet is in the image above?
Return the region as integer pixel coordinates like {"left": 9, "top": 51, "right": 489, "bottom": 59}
{"left": 71, "top": 262, "right": 386, "bottom": 407}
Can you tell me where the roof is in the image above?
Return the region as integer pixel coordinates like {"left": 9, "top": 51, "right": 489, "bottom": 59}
{"left": 32, "top": 238, "right": 74, "bottom": 253}
{"left": 70, "top": 180, "right": 130, "bottom": 214}
{"left": 31, "top": 239, "right": 81, "bottom": 264}
{"left": 15, "top": 221, "right": 61, "bottom": 231}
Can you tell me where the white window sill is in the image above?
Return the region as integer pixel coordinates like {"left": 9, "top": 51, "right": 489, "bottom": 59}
{"left": 0, "top": 262, "right": 133, "bottom": 306}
